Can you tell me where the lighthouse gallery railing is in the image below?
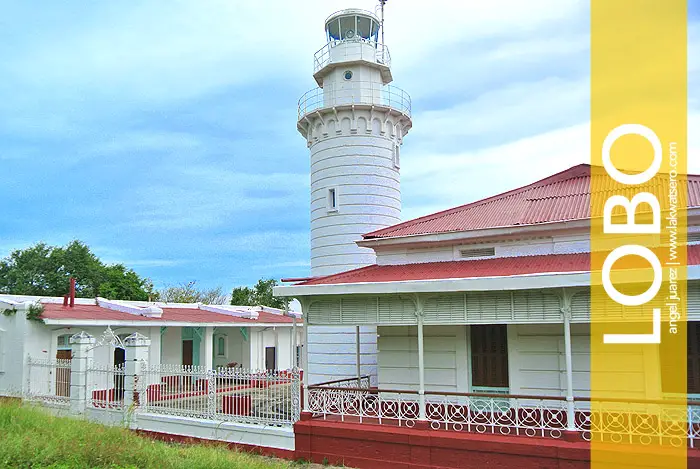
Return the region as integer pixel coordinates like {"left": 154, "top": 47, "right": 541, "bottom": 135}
{"left": 298, "top": 81, "right": 411, "bottom": 120}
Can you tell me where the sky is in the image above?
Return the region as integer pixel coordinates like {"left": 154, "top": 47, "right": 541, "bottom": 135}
{"left": 0, "top": 1, "right": 698, "bottom": 292}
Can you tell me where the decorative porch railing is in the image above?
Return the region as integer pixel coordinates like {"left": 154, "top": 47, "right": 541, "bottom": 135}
{"left": 577, "top": 397, "right": 700, "bottom": 448}
{"left": 307, "top": 382, "right": 700, "bottom": 447}
{"left": 26, "top": 356, "right": 72, "bottom": 407}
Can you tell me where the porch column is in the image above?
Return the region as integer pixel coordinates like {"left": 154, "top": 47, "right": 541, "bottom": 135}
{"left": 203, "top": 326, "right": 214, "bottom": 371}
{"left": 563, "top": 307, "right": 576, "bottom": 432}
{"left": 292, "top": 316, "right": 298, "bottom": 368}
{"left": 417, "top": 313, "right": 426, "bottom": 421}
{"left": 124, "top": 332, "right": 150, "bottom": 409}
{"left": 69, "top": 332, "right": 95, "bottom": 415}
{"left": 302, "top": 321, "right": 310, "bottom": 412}
{"left": 355, "top": 325, "right": 361, "bottom": 383}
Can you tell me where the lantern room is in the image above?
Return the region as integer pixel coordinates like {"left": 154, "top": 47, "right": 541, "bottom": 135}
{"left": 325, "top": 9, "right": 381, "bottom": 43}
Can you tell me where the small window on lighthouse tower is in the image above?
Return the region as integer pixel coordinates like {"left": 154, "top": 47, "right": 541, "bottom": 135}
{"left": 327, "top": 187, "right": 338, "bottom": 212}
{"left": 393, "top": 144, "right": 400, "bottom": 168}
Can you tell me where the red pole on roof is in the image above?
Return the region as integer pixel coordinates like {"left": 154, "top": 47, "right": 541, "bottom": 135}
{"left": 69, "top": 277, "right": 75, "bottom": 308}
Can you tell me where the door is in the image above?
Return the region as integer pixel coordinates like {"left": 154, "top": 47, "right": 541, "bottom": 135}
{"left": 55, "top": 350, "right": 71, "bottom": 397}
{"left": 663, "top": 321, "right": 700, "bottom": 394}
{"left": 470, "top": 325, "right": 509, "bottom": 390}
{"left": 182, "top": 340, "right": 194, "bottom": 366}
{"left": 265, "top": 346, "right": 276, "bottom": 371}
{"left": 114, "top": 348, "right": 126, "bottom": 400}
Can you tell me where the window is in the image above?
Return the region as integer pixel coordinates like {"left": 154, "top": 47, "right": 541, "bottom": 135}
{"left": 57, "top": 334, "right": 72, "bottom": 350}
{"left": 327, "top": 187, "right": 338, "bottom": 212}
{"left": 393, "top": 144, "right": 400, "bottom": 168}
{"left": 661, "top": 321, "right": 700, "bottom": 395}
{"left": 470, "top": 325, "right": 509, "bottom": 390}
{"left": 296, "top": 345, "right": 303, "bottom": 369}
{"left": 344, "top": 70, "right": 353, "bottom": 80}
{"left": 265, "top": 346, "right": 277, "bottom": 371}
{"left": 216, "top": 335, "right": 226, "bottom": 357}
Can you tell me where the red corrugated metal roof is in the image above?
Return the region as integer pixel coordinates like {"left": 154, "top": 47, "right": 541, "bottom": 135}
{"left": 298, "top": 244, "right": 700, "bottom": 285}
{"left": 364, "top": 164, "right": 700, "bottom": 239}
{"left": 41, "top": 304, "right": 299, "bottom": 324}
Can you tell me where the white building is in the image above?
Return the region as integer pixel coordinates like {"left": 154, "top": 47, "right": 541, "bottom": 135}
{"left": 296, "top": 8, "right": 412, "bottom": 384}
{"left": 277, "top": 165, "right": 700, "bottom": 441}
{"left": 0, "top": 295, "right": 302, "bottom": 396}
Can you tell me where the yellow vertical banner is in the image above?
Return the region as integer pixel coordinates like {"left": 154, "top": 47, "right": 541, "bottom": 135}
{"left": 591, "top": 1, "right": 687, "bottom": 468}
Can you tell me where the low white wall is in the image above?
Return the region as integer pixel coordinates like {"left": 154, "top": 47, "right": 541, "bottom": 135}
{"left": 84, "top": 408, "right": 294, "bottom": 451}
{"left": 0, "top": 312, "right": 30, "bottom": 395}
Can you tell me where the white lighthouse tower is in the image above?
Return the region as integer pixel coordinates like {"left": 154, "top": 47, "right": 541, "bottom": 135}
{"left": 297, "top": 6, "right": 412, "bottom": 384}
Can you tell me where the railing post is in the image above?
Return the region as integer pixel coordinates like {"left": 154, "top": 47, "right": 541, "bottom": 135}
{"left": 292, "top": 368, "right": 301, "bottom": 423}
{"left": 355, "top": 325, "right": 361, "bottom": 386}
{"left": 206, "top": 369, "right": 216, "bottom": 419}
{"left": 69, "top": 332, "right": 95, "bottom": 415}
{"left": 417, "top": 307, "right": 427, "bottom": 423}
{"left": 302, "top": 321, "right": 310, "bottom": 413}
{"left": 562, "top": 304, "right": 578, "bottom": 436}
{"left": 124, "top": 333, "right": 150, "bottom": 411}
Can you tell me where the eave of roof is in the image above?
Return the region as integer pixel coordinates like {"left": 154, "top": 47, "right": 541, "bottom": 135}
{"left": 3, "top": 299, "right": 303, "bottom": 325}
{"left": 274, "top": 245, "right": 700, "bottom": 297}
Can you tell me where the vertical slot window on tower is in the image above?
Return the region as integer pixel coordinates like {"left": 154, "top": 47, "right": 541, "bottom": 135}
{"left": 327, "top": 187, "right": 338, "bottom": 212}
{"left": 393, "top": 144, "right": 400, "bottom": 168}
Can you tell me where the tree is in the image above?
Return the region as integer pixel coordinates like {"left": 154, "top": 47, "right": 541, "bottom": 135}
{"left": 0, "top": 240, "right": 155, "bottom": 301}
{"left": 230, "top": 286, "right": 254, "bottom": 306}
{"left": 157, "top": 281, "right": 227, "bottom": 305}
{"left": 230, "top": 278, "right": 288, "bottom": 309}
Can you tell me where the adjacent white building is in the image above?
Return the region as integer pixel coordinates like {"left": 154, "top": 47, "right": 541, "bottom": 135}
{"left": 296, "top": 8, "right": 412, "bottom": 384}
{"left": 0, "top": 295, "right": 302, "bottom": 396}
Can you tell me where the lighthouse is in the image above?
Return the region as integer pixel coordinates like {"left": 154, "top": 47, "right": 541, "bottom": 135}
{"left": 297, "top": 6, "right": 412, "bottom": 384}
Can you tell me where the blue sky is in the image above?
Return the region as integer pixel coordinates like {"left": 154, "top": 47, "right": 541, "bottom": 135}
{"left": 0, "top": 1, "right": 698, "bottom": 292}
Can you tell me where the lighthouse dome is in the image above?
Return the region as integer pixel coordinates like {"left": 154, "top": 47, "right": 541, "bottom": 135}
{"left": 325, "top": 9, "right": 381, "bottom": 42}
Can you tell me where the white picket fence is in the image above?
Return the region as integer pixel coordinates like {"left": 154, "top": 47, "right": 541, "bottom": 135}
{"left": 25, "top": 356, "right": 72, "bottom": 407}
{"left": 25, "top": 357, "right": 301, "bottom": 428}
{"left": 138, "top": 364, "right": 301, "bottom": 427}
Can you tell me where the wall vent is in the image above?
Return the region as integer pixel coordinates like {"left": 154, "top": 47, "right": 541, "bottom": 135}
{"left": 459, "top": 247, "right": 496, "bottom": 259}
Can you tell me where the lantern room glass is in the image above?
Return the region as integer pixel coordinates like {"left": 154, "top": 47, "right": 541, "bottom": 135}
{"left": 326, "top": 13, "right": 380, "bottom": 44}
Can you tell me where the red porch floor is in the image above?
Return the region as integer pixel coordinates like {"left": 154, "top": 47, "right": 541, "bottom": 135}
{"left": 295, "top": 415, "right": 700, "bottom": 469}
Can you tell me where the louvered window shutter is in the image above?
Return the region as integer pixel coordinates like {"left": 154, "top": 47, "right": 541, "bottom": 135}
{"left": 470, "top": 325, "right": 509, "bottom": 388}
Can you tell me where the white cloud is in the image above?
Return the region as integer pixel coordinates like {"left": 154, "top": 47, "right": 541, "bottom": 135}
{"left": 402, "top": 108, "right": 700, "bottom": 222}
{"left": 4, "top": 0, "right": 586, "bottom": 105}
{"left": 128, "top": 170, "right": 308, "bottom": 230}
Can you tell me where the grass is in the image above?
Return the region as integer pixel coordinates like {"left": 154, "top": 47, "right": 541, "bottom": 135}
{"left": 0, "top": 401, "right": 316, "bottom": 469}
